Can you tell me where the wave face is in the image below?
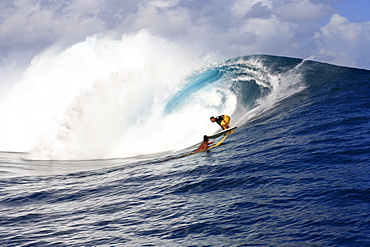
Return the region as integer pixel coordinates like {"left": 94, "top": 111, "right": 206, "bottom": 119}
{"left": 0, "top": 33, "right": 305, "bottom": 160}
{"left": 0, "top": 48, "right": 369, "bottom": 245}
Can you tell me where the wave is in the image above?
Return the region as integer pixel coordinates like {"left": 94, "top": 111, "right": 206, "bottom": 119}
{"left": 0, "top": 33, "right": 308, "bottom": 160}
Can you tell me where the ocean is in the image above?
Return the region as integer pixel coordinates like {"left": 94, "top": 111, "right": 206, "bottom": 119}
{"left": 0, "top": 36, "right": 369, "bottom": 246}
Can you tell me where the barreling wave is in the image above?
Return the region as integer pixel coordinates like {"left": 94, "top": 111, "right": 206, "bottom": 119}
{"left": 164, "top": 55, "right": 307, "bottom": 128}
{"left": 0, "top": 33, "right": 308, "bottom": 160}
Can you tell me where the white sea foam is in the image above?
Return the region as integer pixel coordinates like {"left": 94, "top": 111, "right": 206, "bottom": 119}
{"left": 0, "top": 31, "right": 235, "bottom": 160}
{"left": 0, "top": 30, "right": 307, "bottom": 160}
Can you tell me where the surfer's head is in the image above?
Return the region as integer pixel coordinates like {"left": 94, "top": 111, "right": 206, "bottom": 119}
{"left": 210, "top": 116, "right": 216, "bottom": 122}
{"left": 203, "top": 135, "right": 209, "bottom": 142}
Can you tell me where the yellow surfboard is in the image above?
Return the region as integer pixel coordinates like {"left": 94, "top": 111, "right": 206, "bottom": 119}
{"left": 208, "top": 135, "right": 228, "bottom": 149}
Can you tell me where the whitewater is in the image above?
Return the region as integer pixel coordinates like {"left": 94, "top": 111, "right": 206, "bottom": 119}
{"left": 0, "top": 31, "right": 369, "bottom": 246}
{"left": 0, "top": 31, "right": 303, "bottom": 161}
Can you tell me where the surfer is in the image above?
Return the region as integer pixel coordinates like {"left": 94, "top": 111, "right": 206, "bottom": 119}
{"left": 162, "top": 135, "right": 216, "bottom": 161}
{"left": 210, "top": 115, "right": 230, "bottom": 130}
{"left": 194, "top": 135, "right": 215, "bottom": 153}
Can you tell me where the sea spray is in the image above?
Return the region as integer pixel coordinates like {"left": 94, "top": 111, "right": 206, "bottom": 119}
{"left": 0, "top": 31, "right": 223, "bottom": 159}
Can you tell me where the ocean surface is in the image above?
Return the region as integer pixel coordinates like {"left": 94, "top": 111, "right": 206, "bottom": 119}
{"left": 0, "top": 51, "right": 369, "bottom": 246}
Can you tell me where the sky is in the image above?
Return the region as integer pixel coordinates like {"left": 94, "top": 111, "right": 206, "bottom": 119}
{"left": 0, "top": 0, "right": 369, "bottom": 70}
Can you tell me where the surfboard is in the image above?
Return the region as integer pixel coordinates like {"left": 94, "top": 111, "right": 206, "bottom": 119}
{"left": 207, "top": 126, "right": 237, "bottom": 139}
{"left": 208, "top": 135, "right": 228, "bottom": 149}
{"left": 162, "top": 128, "right": 236, "bottom": 161}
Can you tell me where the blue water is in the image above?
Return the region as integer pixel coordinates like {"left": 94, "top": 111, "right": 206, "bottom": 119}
{"left": 0, "top": 55, "right": 369, "bottom": 246}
